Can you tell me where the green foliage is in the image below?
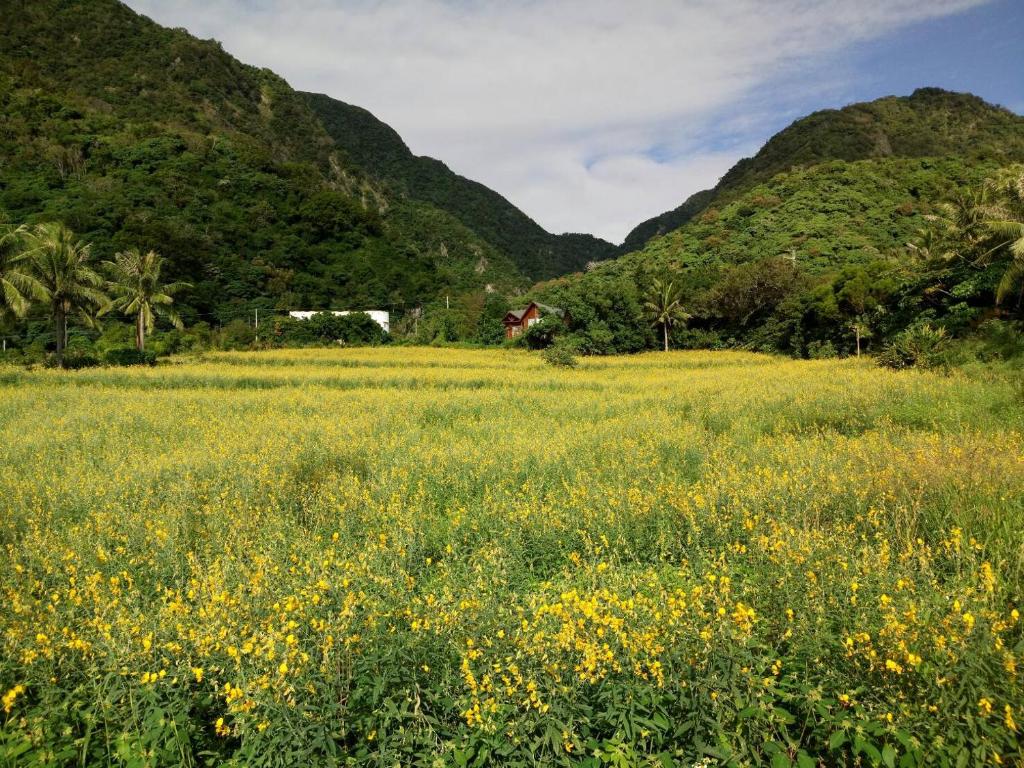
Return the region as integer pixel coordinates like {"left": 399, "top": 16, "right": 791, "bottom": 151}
{"left": 539, "top": 339, "right": 579, "bottom": 368}
{"left": 622, "top": 88, "right": 1024, "bottom": 254}
{"left": 877, "top": 324, "right": 951, "bottom": 370}
{"left": 104, "top": 346, "right": 157, "bottom": 366}
{"left": 0, "top": 0, "right": 535, "bottom": 331}
{"left": 271, "top": 312, "right": 387, "bottom": 347}
{"left": 304, "top": 93, "right": 616, "bottom": 280}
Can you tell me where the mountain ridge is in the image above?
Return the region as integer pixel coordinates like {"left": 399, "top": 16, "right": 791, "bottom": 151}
{"left": 302, "top": 92, "right": 616, "bottom": 280}
{"left": 620, "top": 88, "right": 1024, "bottom": 254}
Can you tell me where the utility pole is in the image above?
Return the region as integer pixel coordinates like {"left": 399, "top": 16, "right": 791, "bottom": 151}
{"left": 446, "top": 295, "right": 450, "bottom": 310}
{"left": 254, "top": 308, "right": 259, "bottom": 342}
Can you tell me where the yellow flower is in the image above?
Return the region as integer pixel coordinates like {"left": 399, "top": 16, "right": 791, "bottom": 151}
{"left": 978, "top": 697, "right": 993, "bottom": 717}
{"left": 1005, "top": 705, "right": 1017, "bottom": 732}
{"left": 2, "top": 685, "right": 25, "bottom": 713}
{"left": 885, "top": 659, "right": 903, "bottom": 674}
{"left": 215, "top": 717, "right": 230, "bottom": 737}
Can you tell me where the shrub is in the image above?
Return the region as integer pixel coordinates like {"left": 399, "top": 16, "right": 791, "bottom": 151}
{"left": 807, "top": 340, "right": 838, "bottom": 359}
{"left": 540, "top": 340, "right": 578, "bottom": 368}
{"left": 105, "top": 347, "right": 158, "bottom": 366}
{"left": 48, "top": 350, "right": 100, "bottom": 369}
{"left": 877, "top": 324, "right": 950, "bottom": 370}
{"left": 523, "top": 315, "right": 561, "bottom": 350}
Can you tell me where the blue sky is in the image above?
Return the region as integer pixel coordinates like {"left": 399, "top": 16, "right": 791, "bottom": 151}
{"left": 128, "top": 0, "right": 1021, "bottom": 243}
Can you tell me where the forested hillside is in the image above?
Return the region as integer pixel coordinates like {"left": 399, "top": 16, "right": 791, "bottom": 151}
{"left": 0, "top": 0, "right": 573, "bottom": 324}
{"left": 303, "top": 93, "right": 616, "bottom": 280}
{"left": 621, "top": 89, "right": 1024, "bottom": 253}
{"left": 535, "top": 91, "right": 1024, "bottom": 358}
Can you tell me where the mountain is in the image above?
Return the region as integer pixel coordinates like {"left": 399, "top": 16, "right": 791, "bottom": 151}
{"left": 302, "top": 93, "right": 616, "bottom": 280}
{"left": 0, "top": 0, "right": 606, "bottom": 326}
{"left": 621, "top": 88, "right": 1024, "bottom": 254}
{"left": 534, "top": 90, "right": 1024, "bottom": 356}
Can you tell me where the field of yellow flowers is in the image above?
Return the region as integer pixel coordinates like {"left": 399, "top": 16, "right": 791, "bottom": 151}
{"left": 1, "top": 348, "right": 1022, "bottom": 767}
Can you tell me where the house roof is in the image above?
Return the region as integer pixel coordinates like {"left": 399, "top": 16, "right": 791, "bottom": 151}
{"left": 503, "top": 301, "right": 564, "bottom": 324}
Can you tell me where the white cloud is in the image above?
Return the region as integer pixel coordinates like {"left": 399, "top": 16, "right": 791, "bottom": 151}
{"left": 126, "top": 0, "right": 989, "bottom": 242}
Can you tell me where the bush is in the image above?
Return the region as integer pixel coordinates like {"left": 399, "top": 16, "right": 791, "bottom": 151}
{"left": 807, "top": 340, "right": 838, "bottom": 359}
{"left": 48, "top": 350, "right": 100, "bottom": 369}
{"left": 105, "top": 347, "right": 158, "bottom": 366}
{"left": 274, "top": 313, "right": 387, "bottom": 347}
{"left": 877, "top": 324, "right": 950, "bottom": 370}
{"left": 523, "top": 315, "right": 561, "bottom": 350}
{"left": 540, "top": 339, "right": 579, "bottom": 368}
{"left": 220, "top": 319, "right": 257, "bottom": 350}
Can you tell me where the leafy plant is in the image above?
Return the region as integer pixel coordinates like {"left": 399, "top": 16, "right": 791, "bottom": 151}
{"left": 540, "top": 340, "right": 578, "bottom": 368}
{"left": 877, "top": 324, "right": 950, "bottom": 370}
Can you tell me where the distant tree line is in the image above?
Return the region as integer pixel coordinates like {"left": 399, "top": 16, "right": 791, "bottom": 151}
{"left": 529, "top": 165, "right": 1024, "bottom": 366}
{"left": 3, "top": 166, "right": 1021, "bottom": 367}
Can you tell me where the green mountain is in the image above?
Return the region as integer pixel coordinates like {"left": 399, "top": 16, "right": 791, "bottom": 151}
{"left": 621, "top": 88, "right": 1024, "bottom": 254}
{"left": 0, "top": 0, "right": 607, "bottom": 325}
{"left": 536, "top": 90, "right": 1024, "bottom": 356}
{"left": 303, "top": 93, "right": 616, "bottom": 280}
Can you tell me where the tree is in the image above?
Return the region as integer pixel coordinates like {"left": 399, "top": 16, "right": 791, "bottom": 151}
{"left": 101, "top": 248, "right": 189, "bottom": 351}
{"left": 0, "top": 224, "right": 42, "bottom": 321}
{"left": 983, "top": 168, "right": 1024, "bottom": 305}
{"left": 644, "top": 278, "right": 691, "bottom": 352}
{"left": 29, "top": 223, "right": 106, "bottom": 365}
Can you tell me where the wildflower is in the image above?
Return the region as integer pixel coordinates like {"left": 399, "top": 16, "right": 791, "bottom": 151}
{"left": 2, "top": 685, "right": 25, "bottom": 713}
{"left": 978, "top": 698, "right": 993, "bottom": 717}
{"left": 980, "top": 562, "right": 996, "bottom": 594}
{"left": 1005, "top": 705, "right": 1017, "bottom": 731}
{"left": 215, "top": 717, "right": 230, "bottom": 737}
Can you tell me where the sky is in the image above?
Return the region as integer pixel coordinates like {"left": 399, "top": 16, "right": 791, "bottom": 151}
{"left": 126, "top": 0, "right": 1023, "bottom": 244}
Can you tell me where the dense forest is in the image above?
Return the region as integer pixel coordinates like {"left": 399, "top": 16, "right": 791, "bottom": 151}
{"left": 0, "top": 0, "right": 614, "bottom": 337}
{"left": 304, "top": 93, "right": 616, "bottom": 281}
{"left": 1, "top": 0, "right": 1022, "bottom": 365}
{"left": 531, "top": 91, "right": 1024, "bottom": 362}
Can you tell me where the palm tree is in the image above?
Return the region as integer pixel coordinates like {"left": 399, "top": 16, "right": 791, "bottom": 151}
{"left": 29, "top": 223, "right": 106, "bottom": 365}
{"left": 983, "top": 168, "right": 1024, "bottom": 305}
{"left": 644, "top": 277, "right": 691, "bottom": 352}
{"left": 101, "top": 248, "right": 189, "bottom": 351}
{"left": 0, "top": 224, "right": 42, "bottom": 321}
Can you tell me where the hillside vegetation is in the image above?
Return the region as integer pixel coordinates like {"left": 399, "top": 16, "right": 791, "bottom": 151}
{"left": 304, "top": 93, "right": 615, "bottom": 280}
{"left": 621, "top": 89, "right": 1024, "bottom": 253}
{"left": 537, "top": 92, "right": 1024, "bottom": 359}
{"left": 0, "top": 0, "right": 614, "bottom": 328}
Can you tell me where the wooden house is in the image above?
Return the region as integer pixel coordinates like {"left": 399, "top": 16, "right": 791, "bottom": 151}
{"left": 502, "top": 302, "right": 565, "bottom": 340}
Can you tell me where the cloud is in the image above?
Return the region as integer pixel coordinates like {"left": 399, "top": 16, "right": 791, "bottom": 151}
{"left": 126, "top": 0, "right": 989, "bottom": 242}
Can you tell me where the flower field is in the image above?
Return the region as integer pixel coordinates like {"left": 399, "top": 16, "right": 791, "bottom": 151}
{"left": 1, "top": 348, "right": 1022, "bottom": 767}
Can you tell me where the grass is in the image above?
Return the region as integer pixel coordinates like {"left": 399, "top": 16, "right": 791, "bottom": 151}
{"left": 1, "top": 348, "right": 1021, "bottom": 767}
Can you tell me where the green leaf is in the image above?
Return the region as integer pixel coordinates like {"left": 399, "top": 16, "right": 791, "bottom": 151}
{"left": 882, "top": 744, "right": 897, "bottom": 768}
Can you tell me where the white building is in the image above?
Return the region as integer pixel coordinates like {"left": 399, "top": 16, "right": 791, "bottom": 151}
{"left": 288, "top": 310, "right": 390, "bottom": 334}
